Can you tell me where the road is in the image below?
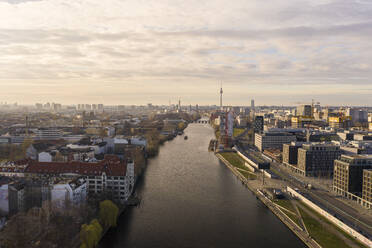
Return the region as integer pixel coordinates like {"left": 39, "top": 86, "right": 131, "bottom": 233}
{"left": 270, "top": 161, "right": 372, "bottom": 239}
{"left": 235, "top": 141, "right": 372, "bottom": 240}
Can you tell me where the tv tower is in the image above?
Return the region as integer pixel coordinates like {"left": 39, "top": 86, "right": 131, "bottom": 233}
{"left": 220, "top": 83, "right": 223, "bottom": 111}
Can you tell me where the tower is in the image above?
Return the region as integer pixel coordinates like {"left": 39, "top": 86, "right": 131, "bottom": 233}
{"left": 220, "top": 85, "right": 223, "bottom": 111}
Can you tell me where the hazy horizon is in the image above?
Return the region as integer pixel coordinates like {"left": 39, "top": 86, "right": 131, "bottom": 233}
{"left": 1, "top": 0, "right": 372, "bottom": 106}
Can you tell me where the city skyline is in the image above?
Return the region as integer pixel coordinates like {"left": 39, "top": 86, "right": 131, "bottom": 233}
{"left": 1, "top": 0, "right": 372, "bottom": 105}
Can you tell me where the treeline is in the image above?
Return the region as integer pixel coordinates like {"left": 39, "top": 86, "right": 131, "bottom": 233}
{"left": 80, "top": 200, "right": 119, "bottom": 248}
{"left": 0, "top": 199, "right": 120, "bottom": 248}
{"left": 0, "top": 144, "right": 26, "bottom": 161}
{"left": 145, "top": 121, "right": 188, "bottom": 158}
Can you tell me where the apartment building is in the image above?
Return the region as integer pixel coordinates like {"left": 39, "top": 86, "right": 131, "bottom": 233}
{"left": 24, "top": 155, "right": 135, "bottom": 204}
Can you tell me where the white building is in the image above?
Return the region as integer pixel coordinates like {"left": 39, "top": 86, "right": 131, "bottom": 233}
{"left": 87, "top": 159, "right": 135, "bottom": 203}
{"left": 0, "top": 184, "right": 9, "bottom": 215}
{"left": 51, "top": 178, "right": 87, "bottom": 207}
{"left": 38, "top": 152, "right": 52, "bottom": 162}
{"left": 25, "top": 156, "right": 135, "bottom": 204}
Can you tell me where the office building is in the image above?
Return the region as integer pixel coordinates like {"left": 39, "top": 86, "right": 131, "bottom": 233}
{"left": 255, "top": 132, "right": 296, "bottom": 152}
{"left": 329, "top": 116, "right": 352, "bottom": 129}
{"left": 346, "top": 108, "right": 368, "bottom": 124}
{"left": 35, "top": 128, "right": 63, "bottom": 140}
{"left": 297, "top": 105, "right": 312, "bottom": 117}
{"left": 333, "top": 155, "right": 372, "bottom": 208}
{"left": 283, "top": 142, "right": 303, "bottom": 165}
{"left": 298, "top": 143, "right": 341, "bottom": 177}
{"left": 254, "top": 116, "right": 264, "bottom": 133}
{"left": 291, "top": 116, "right": 312, "bottom": 128}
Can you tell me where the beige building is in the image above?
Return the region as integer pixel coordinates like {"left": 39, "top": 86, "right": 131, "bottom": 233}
{"left": 333, "top": 155, "right": 372, "bottom": 208}
{"left": 362, "top": 169, "right": 372, "bottom": 206}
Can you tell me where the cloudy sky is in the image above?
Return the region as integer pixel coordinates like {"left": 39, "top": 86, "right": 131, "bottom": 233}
{"left": 0, "top": 0, "right": 371, "bottom": 106}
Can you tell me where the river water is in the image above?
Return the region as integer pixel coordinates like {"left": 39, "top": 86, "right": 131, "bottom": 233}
{"left": 100, "top": 124, "right": 305, "bottom": 248}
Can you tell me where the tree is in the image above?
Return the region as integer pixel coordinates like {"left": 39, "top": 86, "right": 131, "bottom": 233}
{"left": 99, "top": 200, "right": 119, "bottom": 228}
{"left": 177, "top": 122, "right": 186, "bottom": 130}
{"left": 21, "top": 138, "right": 33, "bottom": 157}
{"left": 0, "top": 212, "right": 40, "bottom": 248}
{"left": 99, "top": 128, "right": 107, "bottom": 138}
{"left": 79, "top": 219, "right": 103, "bottom": 248}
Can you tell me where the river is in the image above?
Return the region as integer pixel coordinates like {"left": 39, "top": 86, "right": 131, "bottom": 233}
{"left": 100, "top": 123, "right": 305, "bottom": 248}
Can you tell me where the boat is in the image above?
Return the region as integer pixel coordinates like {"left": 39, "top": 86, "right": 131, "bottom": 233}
{"left": 184, "top": 136, "right": 188, "bottom": 140}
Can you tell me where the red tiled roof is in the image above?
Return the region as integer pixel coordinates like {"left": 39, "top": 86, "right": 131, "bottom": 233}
{"left": 25, "top": 157, "right": 127, "bottom": 176}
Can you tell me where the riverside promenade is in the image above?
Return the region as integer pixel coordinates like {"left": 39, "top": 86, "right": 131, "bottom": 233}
{"left": 216, "top": 153, "right": 321, "bottom": 248}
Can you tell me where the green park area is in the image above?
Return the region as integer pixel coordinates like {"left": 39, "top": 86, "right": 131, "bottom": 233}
{"left": 298, "top": 204, "right": 367, "bottom": 248}
{"left": 273, "top": 199, "right": 302, "bottom": 228}
{"left": 220, "top": 152, "right": 256, "bottom": 180}
{"left": 220, "top": 152, "right": 246, "bottom": 170}
{"left": 233, "top": 128, "right": 245, "bottom": 137}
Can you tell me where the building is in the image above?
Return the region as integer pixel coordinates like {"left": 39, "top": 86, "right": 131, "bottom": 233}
{"left": 253, "top": 116, "right": 264, "bottom": 133}
{"left": 24, "top": 156, "right": 135, "bottom": 203}
{"left": 35, "top": 128, "right": 63, "bottom": 141}
{"left": 337, "top": 132, "right": 354, "bottom": 141}
{"left": 283, "top": 142, "right": 303, "bottom": 165}
{"left": 362, "top": 170, "right": 372, "bottom": 207}
{"left": 354, "top": 134, "right": 372, "bottom": 141}
{"left": 35, "top": 103, "right": 43, "bottom": 110}
{"left": 291, "top": 116, "right": 312, "bottom": 128}
{"left": 219, "top": 111, "right": 234, "bottom": 148}
{"left": 52, "top": 103, "right": 62, "bottom": 111}
{"left": 298, "top": 143, "right": 341, "bottom": 177}
{"left": 254, "top": 132, "right": 296, "bottom": 152}
{"left": 346, "top": 108, "right": 368, "bottom": 124}
{"left": 236, "top": 115, "right": 247, "bottom": 127}
{"left": 333, "top": 155, "right": 372, "bottom": 208}
{"left": 329, "top": 116, "right": 352, "bottom": 129}
{"left": 297, "top": 105, "right": 312, "bottom": 117}
{"left": 251, "top": 99, "right": 255, "bottom": 110}
{"left": 0, "top": 180, "right": 9, "bottom": 215}
{"left": 38, "top": 152, "right": 52, "bottom": 162}
{"left": 8, "top": 182, "right": 26, "bottom": 215}
{"left": 26, "top": 143, "right": 54, "bottom": 160}
{"left": 51, "top": 178, "right": 87, "bottom": 207}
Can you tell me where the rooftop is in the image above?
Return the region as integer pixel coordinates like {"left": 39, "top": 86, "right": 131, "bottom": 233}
{"left": 25, "top": 155, "right": 128, "bottom": 176}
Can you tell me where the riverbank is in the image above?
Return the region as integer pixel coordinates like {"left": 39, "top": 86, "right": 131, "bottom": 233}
{"left": 216, "top": 152, "right": 321, "bottom": 248}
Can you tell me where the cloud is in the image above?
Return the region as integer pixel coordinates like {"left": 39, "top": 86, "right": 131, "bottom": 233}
{"left": 0, "top": 0, "right": 42, "bottom": 4}
{"left": 0, "top": 0, "right": 371, "bottom": 105}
